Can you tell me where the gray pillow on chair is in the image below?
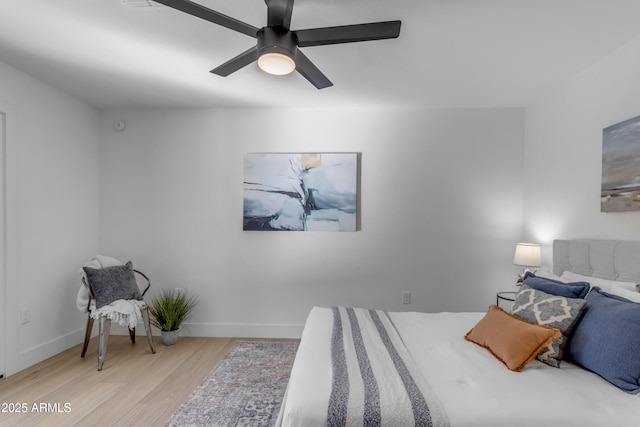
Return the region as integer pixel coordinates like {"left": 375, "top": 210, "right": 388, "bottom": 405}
{"left": 83, "top": 261, "right": 142, "bottom": 309}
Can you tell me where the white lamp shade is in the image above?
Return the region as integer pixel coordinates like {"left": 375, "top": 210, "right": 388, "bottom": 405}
{"left": 513, "top": 243, "right": 541, "bottom": 267}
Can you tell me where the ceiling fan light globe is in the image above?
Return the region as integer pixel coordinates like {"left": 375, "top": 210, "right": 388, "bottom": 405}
{"left": 258, "top": 52, "right": 296, "bottom": 76}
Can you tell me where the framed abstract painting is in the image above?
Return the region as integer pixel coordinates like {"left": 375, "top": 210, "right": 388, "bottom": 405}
{"left": 243, "top": 152, "right": 360, "bottom": 231}
{"left": 601, "top": 115, "right": 640, "bottom": 212}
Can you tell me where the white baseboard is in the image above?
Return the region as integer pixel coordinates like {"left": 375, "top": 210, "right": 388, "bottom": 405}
{"left": 18, "top": 328, "right": 86, "bottom": 372}
{"left": 110, "top": 321, "right": 304, "bottom": 338}
{"left": 14, "top": 321, "right": 303, "bottom": 375}
{"left": 179, "top": 322, "right": 304, "bottom": 339}
{"left": 61, "top": 321, "right": 304, "bottom": 339}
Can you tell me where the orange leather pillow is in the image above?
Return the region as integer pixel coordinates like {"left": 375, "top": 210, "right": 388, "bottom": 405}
{"left": 465, "top": 305, "right": 562, "bottom": 372}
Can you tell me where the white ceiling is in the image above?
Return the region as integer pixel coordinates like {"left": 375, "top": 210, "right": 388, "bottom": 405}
{"left": 2, "top": 0, "right": 640, "bottom": 109}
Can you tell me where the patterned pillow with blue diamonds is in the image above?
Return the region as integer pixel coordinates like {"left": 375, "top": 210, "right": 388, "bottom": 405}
{"left": 511, "top": 285, "right": 586, "bottom": 367}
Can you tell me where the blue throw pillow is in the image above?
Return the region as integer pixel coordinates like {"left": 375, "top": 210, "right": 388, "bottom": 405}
{"left": 522, "top": 274, "right": 589, "bottom": 299}
{"left": 567, "top": 288, "right": 640, "bottom": 394}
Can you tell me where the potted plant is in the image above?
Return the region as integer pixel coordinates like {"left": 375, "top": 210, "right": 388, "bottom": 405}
{"left": 147, "top": 289, "right": 197, "bottom": 346}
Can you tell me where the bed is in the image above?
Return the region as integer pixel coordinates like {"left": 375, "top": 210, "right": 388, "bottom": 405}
{"left": 276, "top": 239, "right": 640, "bottom": 426}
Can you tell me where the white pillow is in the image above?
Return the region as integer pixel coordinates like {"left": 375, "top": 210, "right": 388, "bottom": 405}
{"left": 608, "top": 285, "right": 640, "bottom": 303}
{"left": 534, "top": 265, "right": 563, "bottom": 281}
{"left": 560, "top": 271, "right": 637, "bottom": 292}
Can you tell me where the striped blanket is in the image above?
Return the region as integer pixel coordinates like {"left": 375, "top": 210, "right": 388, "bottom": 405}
{"left": 328, "top": 307, "right": 449, "bottom": 427}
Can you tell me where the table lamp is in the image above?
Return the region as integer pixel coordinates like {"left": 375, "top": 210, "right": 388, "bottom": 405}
{"left": 513, "top": 243, "right": 541, "bottom": 284}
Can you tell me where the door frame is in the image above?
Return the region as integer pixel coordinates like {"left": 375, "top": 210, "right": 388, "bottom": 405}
{"left": 1, "top": 102, "right": 19, "bottom": 377}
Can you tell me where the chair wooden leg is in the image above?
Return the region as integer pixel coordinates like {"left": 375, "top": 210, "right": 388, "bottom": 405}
{"left": 81, "top": 315, "right": 94, "bottom": 358}
{"left": 141, "top": 307, "right": 156, "bottom": 354}
{"left": 128, "top": 327, "right": 136, "bottom": 344}
{"left": 97, "top": 317, "right": 112, "bottom": 371}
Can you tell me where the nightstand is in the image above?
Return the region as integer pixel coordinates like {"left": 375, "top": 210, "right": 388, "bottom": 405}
{"left": 496, "top": 291, "right": 517, "bottom": 308}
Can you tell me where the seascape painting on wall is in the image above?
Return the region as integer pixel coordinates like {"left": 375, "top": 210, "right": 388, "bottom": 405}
{"left": 243, "top": 153, "right": 359, "bottom": 231}
{"left": 601, "top": 115, "right": 640, "bottom": 212}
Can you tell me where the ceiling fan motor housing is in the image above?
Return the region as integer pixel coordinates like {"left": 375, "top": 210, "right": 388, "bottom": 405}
{"left": 257, "top": 27, "right": 298, "bottom": 62}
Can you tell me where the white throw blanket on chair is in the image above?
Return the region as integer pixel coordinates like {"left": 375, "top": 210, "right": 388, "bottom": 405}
{"left": 76, "top": 255, "right": 145, "bottom": 329}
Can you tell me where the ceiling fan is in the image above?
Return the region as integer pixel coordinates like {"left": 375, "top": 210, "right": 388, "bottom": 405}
{"left": 152, "top": 0, "right": 401, "bottom": 89}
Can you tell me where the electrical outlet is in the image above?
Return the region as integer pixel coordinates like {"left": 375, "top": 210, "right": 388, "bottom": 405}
{"left": 20, "top": 308, "right": 30, "bottom": 324}
{"left": 174, "top": 287, "right": 183, "bottom": 293}
{"left": 402, "top": 292, "right": 411, "bottom": 305}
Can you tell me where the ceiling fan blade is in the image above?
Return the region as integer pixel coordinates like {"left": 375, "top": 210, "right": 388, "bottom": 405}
{"left": 153, "top": 0, "right": 259, "bottom": 38}
{"left": 295, "top": 50, "right": 333, "bottom": 89}
{"left": 296, "top": 21, "right": 401, "bottom": 47}
{"left": 210, "top": 46, "right": 259, "bottom": 76}
{"left": 266, "top": 0, "right": 294, "bottom": 30}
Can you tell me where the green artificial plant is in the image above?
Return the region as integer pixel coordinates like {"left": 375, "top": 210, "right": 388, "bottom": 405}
{"left": 147, "top": 289, "right": 197, "bottom": 332}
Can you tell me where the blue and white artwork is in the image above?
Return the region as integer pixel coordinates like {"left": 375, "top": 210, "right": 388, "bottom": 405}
{"left": 243, "top": 153, "right": 359, "bottom": 231}
{"left": 601, "top": 115, "right": 640, "bottom": 212}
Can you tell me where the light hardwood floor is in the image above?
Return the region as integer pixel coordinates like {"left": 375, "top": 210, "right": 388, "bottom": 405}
{"left": 0, "top": 335, "right": 298, "bottom": 427}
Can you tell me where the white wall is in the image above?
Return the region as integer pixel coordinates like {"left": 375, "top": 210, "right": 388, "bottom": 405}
{"left": 0, "top": 61, "right": 100, "bottom": 374}
{"left": 4, "top": 27, "right": 640, "bottom": 371}
{"left": 99, "top": 107, "right": 525, "bottom": 337}
{"left": 523, "top": 35, "right": 640, "bottom": 265}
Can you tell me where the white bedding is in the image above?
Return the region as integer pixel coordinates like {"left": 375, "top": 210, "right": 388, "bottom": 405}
{"left": 277, "top": 307, "right": 640, "bottom": 427}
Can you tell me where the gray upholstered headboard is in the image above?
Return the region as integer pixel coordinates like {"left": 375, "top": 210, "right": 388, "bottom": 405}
{"left": 553, "top": 239, "right": 640, "bottom": 283}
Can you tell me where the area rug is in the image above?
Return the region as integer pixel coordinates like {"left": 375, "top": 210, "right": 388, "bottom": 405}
{"left": 165, "top": 341, "right": 299, "bottom": 427}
